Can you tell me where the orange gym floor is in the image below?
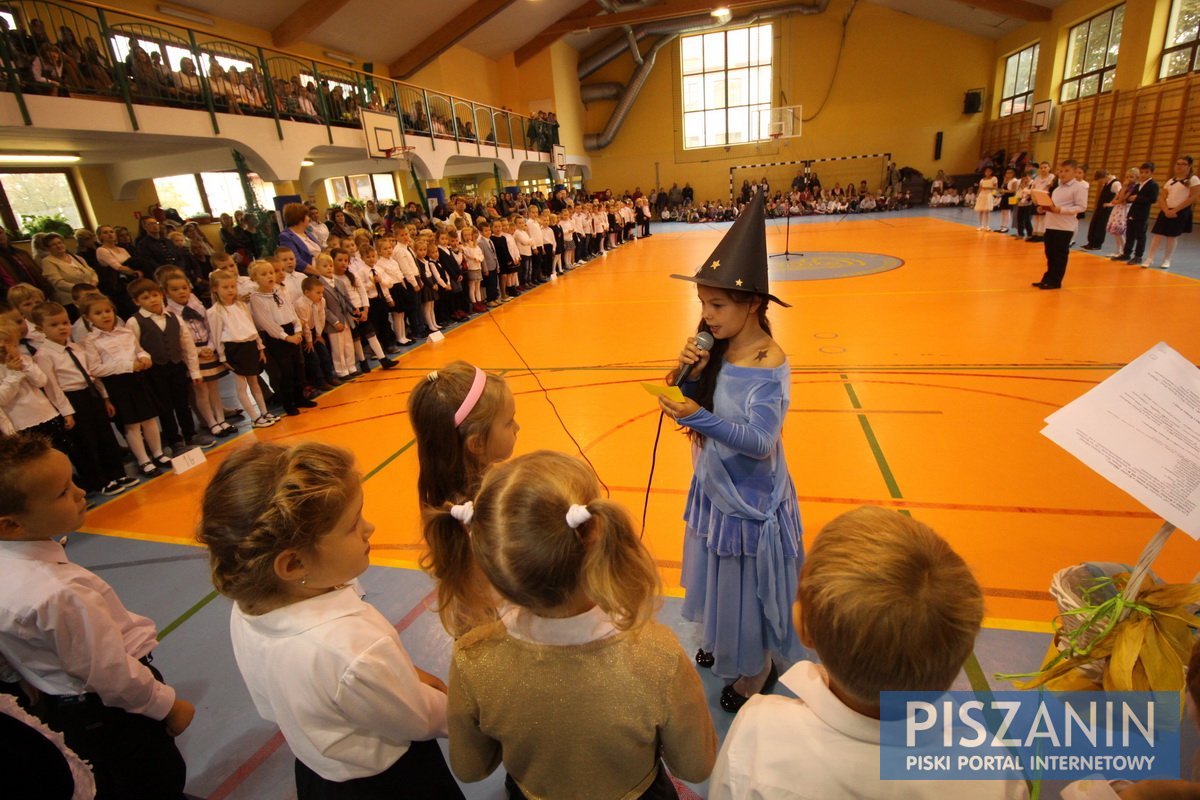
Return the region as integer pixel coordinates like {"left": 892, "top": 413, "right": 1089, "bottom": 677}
{"left": 81, "top": 212, "right": 1200, "bottom": 630}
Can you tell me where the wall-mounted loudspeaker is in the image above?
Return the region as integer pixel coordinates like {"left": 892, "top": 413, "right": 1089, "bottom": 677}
{"left": 934, "top": 131, "right": 943, "bottom": 161}
{"left": 963, "top": 90, "right": 983, "bottom": 114}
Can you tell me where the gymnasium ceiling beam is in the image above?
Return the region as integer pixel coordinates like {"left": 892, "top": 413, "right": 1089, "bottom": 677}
{"left": 945, "top": 0, "right": 1051, "bottom": 22}
{"left": 538, "top": 0, "right": 810, "bottom": 38}
{"left": 389, "top": 0, "right": 521, "bottom": 80}
{"left": 515, "top": 0, "right": 602, "bottom": 66}
{"left": 272, "top": 0, "right": 352, "bottom": 49}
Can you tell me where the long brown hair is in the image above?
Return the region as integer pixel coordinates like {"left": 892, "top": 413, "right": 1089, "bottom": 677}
{"left": 427, "top": 450, "right": 660, "bottom": 631}
{"left": 687, "top": 288, "right": 772, "bottom": 444}
{"left": 409, "top": 362, "right": 511, "bottom": 635}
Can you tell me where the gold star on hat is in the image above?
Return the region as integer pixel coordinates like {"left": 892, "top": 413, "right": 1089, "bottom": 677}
{"left": 710, "top": 260, "right": 720, "bottom": 269}
{"left": 735, "top": 279, "right": 743, "bottom": 287}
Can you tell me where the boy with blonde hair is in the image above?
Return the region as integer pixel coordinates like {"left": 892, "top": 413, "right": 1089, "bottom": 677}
{"left": 709, "top": 506, "right": 1027, "bottom": 799}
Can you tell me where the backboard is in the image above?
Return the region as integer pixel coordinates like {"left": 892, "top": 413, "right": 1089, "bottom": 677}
{"left": 361, "top": 109, "right": 403, "bottom": 159}
{"left": 756, "top": 104, "right": 802, "bottom": 141}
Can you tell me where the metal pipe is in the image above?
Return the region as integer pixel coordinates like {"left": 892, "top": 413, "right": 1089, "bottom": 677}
{"left": 624, "top": 26, "right": 643, "bottom": 65}
{"left": 580, "top": 82, "right": 623, "bottom": 102}
{"left": 582, "top": 1, "right": 831, "bottom": 150}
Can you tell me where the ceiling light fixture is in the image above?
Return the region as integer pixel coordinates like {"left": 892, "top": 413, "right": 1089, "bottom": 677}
{"left": 0, "top": 153, "right": 81, "bottom": 164}
{"left": 323, "top": 50, "right": 356, "bottom": 66}
{"left": 711, "top": 6, "right": 732, "bottom": 23}
{"left": 301, "top": 160, "right": 315, "bottom": 167}
{"left": 156, "top": 4, "right": 215, "bottom": 26}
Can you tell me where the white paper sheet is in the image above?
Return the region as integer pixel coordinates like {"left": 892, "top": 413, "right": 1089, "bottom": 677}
{"left": 171, "top": 446, "right": 208, "bottom": 475}
{"left": 1042, "top": 342, "right": 1200, "bottom": 539}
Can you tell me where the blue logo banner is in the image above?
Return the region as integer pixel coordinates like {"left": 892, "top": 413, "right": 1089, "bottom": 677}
{"left": 879, "top": 691, "right": 1181, "bottom": 781}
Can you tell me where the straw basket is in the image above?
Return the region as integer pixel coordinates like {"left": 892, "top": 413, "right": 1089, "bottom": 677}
{"left": 1047, "top": 524, "right": 1174, "bottom": 682}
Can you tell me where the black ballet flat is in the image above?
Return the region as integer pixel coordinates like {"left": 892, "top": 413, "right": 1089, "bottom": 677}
{"left": 695, "top": 649, "right": 714, "bottom": 668}
{"left": 719, "top": 663, "right": 779, "bottom": 714}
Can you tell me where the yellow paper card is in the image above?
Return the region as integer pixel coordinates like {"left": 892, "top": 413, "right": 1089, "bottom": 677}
{"left": 641, "top": 382, "right": 685, "bottom": 402}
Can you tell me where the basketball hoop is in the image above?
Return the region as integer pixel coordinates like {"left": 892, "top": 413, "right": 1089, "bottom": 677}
{"left": 383, "top": 146, "right": 415, "bottom": 160}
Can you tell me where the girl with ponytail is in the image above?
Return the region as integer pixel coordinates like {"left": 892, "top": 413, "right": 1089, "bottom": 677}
{"left": 441, "top": 450, "right": 716, "bottom": 799}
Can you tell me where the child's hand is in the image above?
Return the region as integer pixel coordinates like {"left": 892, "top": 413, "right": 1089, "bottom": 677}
{"left": 198, "top": 346, "right": 215, "bottom": 360}
{"left": 287, "top": 334, "right": 302, "bottom": 345}
{"left": 105, "top": 400, "right": 116, "bottom": 418}
{"left": 63, "top": 415, "right": 75, "bottom": 430}
{"left": 334, "top": 322, "right": 345, "bottom": 332}
{"left": 134, "top": 356, "right": 152, "bottom": 371}
{"left": 164, "top": 698, "right": 195, "bottom": 737}
{"left": 5, "top": 352, "right": 22, "bottom": 370}
{"left": 303, "top": 338, "right": 314, "bottom": 353}
{"left": 415, "top": 668, "right": 448, "bottom": 694}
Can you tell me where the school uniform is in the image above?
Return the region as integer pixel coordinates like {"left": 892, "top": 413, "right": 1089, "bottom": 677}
{"left": 168, "top": 296, "right": 226, "bottom": 384}
{"left": 83, "top": 326, "right": 159, "bottom": 426}
{"left": 249, "top": 290, "right": 306, "bottom": 413}
{"left": 1121, "top": 178, "right": 1159, "bottom": 260}
{"left": 1037, "top": 178, "right": 1089, "bottom": 289}
{"left": 392, "top": 248, "right": 426, "bottom": 335}
{"left": 207, "top": 302, "right": 265, "bottom": 378}
{"left": 478, "top": 235, "right": 501, "bottom": 302}
{"left": 512, "top": 229, "right": 533, "bottom": 286}
{"left": 0, "top": 540, "right": 186, "bottom": 800}
{"left": 34, "top": 340, "right": 128, "bottom": 493}
{"left": 319, "top": 276, "right": 357, "bottom": 378}
{"left": 1151, "top": 174, "right": 1200, "bottom": 237}
{"left": 0, "top": 353, "right": 72, "bottom": 452}
{"left": 229, "top": 585, "right": 461, "bottom": 800}
{"left": 70, "top": 316, "right": 89, "bottom": 343}
{"left": 353, "top": 259, "right": 395, "bottom": 349}
{"left": 295, "top": 293, "right": 336, "bottom": 386}
{"left": 437, "top": 246, "right": 467, "bottom": 317}
{"left": 1086, "top": 176, "right": 1121, "bottom": 248}
{"left": 125, "top": 309, "right": 199, "bottom": 446}
{"left": 281, "top": 270, "right": 306, "bottom": 305}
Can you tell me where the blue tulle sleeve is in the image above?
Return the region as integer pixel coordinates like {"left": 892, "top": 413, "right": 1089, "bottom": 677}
{"left": 677, "top": 379, "right": 783, "bottom": 459}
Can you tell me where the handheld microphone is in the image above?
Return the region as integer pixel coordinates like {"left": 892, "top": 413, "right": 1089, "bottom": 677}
{"left": 674, "top": 331, "right": 715, "bottom": 386}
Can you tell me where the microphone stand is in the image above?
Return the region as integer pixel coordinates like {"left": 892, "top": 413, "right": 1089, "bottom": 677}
{"left": 769, "top": 208, "right": 803, "bottom": 262}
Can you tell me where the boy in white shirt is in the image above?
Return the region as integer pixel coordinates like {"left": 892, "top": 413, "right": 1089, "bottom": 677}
{"left": 0, "top": 433, "right": 194, "bottom": 798}
{"left": 295, "top": 275, "right": 339, "bottom": 389}
{"left": 709, "top": 506, "right": 1027, "bottom": 800}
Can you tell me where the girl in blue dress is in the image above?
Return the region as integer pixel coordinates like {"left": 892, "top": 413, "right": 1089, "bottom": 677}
{"left": 662, "top": 191, "right": 806, "bottom": 712}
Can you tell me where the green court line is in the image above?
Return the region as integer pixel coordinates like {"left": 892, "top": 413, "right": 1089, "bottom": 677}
{"left": 840, "top": 374, "right": 905, "bottom": 505}
{"left": 158, "top": 590, "right": 218, "bottom": 641}
{"left": 158, "top": 437, "right": 419, "bottom": 640}
{"left": 363, "top": 439, "right": 417, "bottom": 482}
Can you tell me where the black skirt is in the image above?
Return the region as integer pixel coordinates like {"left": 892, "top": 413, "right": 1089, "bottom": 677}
{"left": 293, "top": 740, "right": 463, "bottom": 800}
{"left": 1151, "top": 207, "right": 1193, "bottom": 237}
{"left": 102, "top": 372, "right": 159, "bottom": 425}
{"left": 224, "top": 340, "right": 263, "bottom": 377}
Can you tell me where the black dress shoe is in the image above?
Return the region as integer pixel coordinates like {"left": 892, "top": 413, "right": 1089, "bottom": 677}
{"left": 720, "top": 663, "right": 779, "bottom": 713}
{"left": 1038, "top": 283, "right": 1061, "bottom": 290}
{"left": 1031, "top": 281, "right": 1047, "bottom": 288}
{"left": 695, "top": 649, "right": 714, "bottom": 668}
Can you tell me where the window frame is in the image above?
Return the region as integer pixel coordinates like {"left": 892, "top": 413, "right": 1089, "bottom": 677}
{"left": 1159, "top": 0, "right": 1200, "bottom": 79}
{"left": 151, "top": 171, "right": 275, "bottom": 220}
{"left": 999, "top": 43, "right": 1040, "bottom": 118}
{"left": 0, "top": 168, "right": 90, "bottom": 237}
{"left": 680, "top": 23, "right": 774, "bottom": 150}
{"left": 1060, "top": 4, "right": 1124, "bottom": 103}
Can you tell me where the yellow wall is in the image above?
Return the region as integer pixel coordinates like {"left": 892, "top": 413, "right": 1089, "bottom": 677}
{"left": 991, "top": 0, "right": 1168, "bottom": 160}
{"left": 407, "top": 46, "right": 505, "bottom": 107}
{"left": 78, "top": 167, "right": 157, "bottom": 228}
{"left": 583, "top": 0, "right": 995, "bottom": 202}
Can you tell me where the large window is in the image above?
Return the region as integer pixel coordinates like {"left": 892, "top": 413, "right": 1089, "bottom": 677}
{"left": 153, "top": 172, "right": 276, "bottom": 219}
{"left": 0, "top": 171, "right": 87, "bottom": 237}
{"left": 1160, "top": 0, "right": 1200, "bottom": 78}
{"left": 1061, "top": 5, "right": 1124, "bottom": 102}
{"left": 681, "top": 24, "right": 772, "bottom": 149}
{"left": 1000, "top": 43, "right": 1039, "bottom": 117}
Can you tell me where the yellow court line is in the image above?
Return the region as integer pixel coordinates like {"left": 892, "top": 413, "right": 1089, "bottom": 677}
{"left": 982, "top": 617, "right": 1055, "bottom": 634}
{"left": 78, "top": 525, "right": 204, "bottom": 548}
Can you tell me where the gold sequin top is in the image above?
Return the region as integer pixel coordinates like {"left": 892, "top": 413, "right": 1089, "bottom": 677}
{"left": 448, "top": 618, "right": 717, "bottom": 799}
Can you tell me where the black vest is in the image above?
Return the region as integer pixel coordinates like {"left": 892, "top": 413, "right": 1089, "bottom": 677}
{"left": 138, "top": 312, "right": 183, "bottom": 365}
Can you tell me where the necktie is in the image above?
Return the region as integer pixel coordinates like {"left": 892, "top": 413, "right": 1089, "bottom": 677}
{"left": 273, "top": 293, "right": 283, "bottom": 307}
{"left": 65, "top": 345, "right": 101, "bottom": 400}
{"left": 20, "top": 338, "right": 37, "bottom": 356}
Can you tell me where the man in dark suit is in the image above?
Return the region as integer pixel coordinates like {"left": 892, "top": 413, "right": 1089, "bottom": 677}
{"left": 1112, "top": 163, "right": 1158, "bottom": 262}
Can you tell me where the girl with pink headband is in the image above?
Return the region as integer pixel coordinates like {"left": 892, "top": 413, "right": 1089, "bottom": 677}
{"left": 408, "top": 361, "right": 519, "bottom": 637}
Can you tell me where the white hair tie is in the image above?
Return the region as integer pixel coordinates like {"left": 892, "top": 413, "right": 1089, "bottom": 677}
{"left": 426, "top": 371, "right": 439, "bottom": 382}
{"left": 565, "top": 504, "right": 592, "bottom": 530}
{"left": 450, "top": 501, "right": 474, "bottom": 525}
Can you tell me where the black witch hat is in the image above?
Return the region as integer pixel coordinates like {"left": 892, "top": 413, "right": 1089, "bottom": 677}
{"left": 669, "top": 190, "right": 790, "bottom": 307}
